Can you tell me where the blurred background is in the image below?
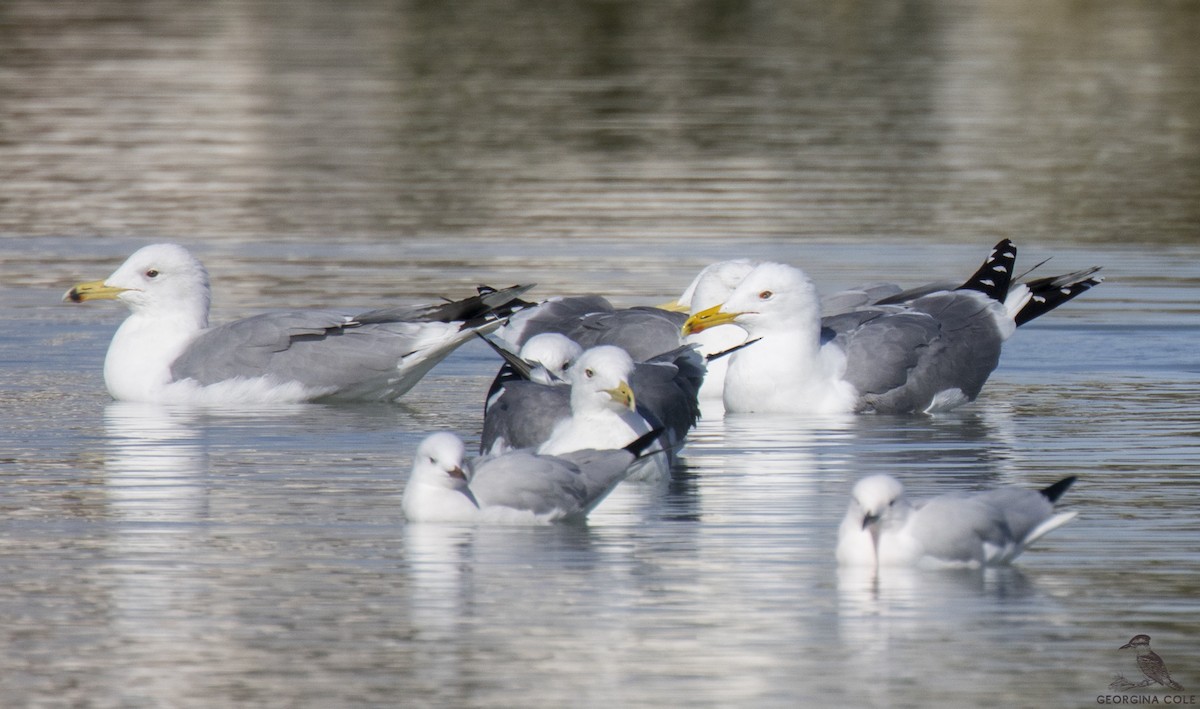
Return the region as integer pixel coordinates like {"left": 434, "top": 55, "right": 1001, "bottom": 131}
{"left": 1, "top": 0, "right": 1196, "bottom": 247}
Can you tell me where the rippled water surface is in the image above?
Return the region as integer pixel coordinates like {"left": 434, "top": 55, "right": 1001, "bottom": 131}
{"left": 2, "top": 1, "right": 1199, "bottom": 707}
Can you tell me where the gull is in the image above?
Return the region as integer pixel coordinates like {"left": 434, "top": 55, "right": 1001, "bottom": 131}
{"left": 480, "top": 338, "right": 698, "bottom": 474}
{"left": 401, "top": 428, "right": 661, "bottom": 524}
{"left": 836, "top": 474, "right": 1078, "bottom": 568}
{"left": 64, "top": 243, "right": 531, "bottom": 404}
{"left": 681, "top": 240, "right": 1102, "bottom": 414}
{"left": 481, "top": 344, "right": 673, "bottom": 480}
{"left": 664, "top": 259, "right": 759, "bottom": 404}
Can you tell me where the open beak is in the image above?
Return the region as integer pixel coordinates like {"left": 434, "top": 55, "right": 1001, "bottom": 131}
{"left": 63, "top": 279, "right": 128, "bottom": 303}
{"left": 606, "top": 381, "right": 636, "bottom": 411}
{"left": 681, "top": 304, "right": 741, "bottom": 335}
{"left": 448, "top": 466, "right": 468, "bottom": 481}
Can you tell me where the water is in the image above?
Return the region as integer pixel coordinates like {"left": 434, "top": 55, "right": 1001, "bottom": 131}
{"left": 2, "top": 1, "right": 1199, "bottom": 707}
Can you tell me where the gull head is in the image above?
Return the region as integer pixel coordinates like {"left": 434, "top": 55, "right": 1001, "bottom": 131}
{"left": 568, "top": 345, "right": 636, "bottom": 413}
{"left": 850, "top": 474, "right": 907, "bottom": 528}
{"left": 519, "top": 333, "right": 583, "bottom": 383}
{"left": 64, "top": 243, "right": 212, "bottom": 321}
{"left": 673, "top": 259, "right": 760, "bottom": 314}
{"left": 410, "top": 432, "right": 471, "bottom": 491}
{"left": 681, "top": 262, "right": 819, "bottom": 336}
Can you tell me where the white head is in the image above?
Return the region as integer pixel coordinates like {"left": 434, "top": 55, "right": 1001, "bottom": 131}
{"left": 567, "top": 345, "right": 636, "bottom": 414}
{"left": 838, "top": 474, "right": 911, "bottom": 565}
{"left": 403, "top": 432, "right": 479, "bottom": 520}
{"left": 849, "top": 474, "right": 908, "bottom": 525}
{"left": 519, "top": 333, "right": 583, "bottom": 383}
{"left": 677, "top": 259, "right": 759, "bottom": 313}
{"left": 682, "top": 262, "right": 821, "bottom": 337}
{"left": 66, "top": 243, "right": 212, "bottom": 325}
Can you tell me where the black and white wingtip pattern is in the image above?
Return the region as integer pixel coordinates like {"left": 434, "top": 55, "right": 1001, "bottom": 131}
{"left": 1015, "top": 267, "right": 1104, "bottom": 327}
{"left": 958, "top": 239, "right": 1017, "bottom": 301}
{"left": 1039, "top": 476, "right": 1077, "bottom": 503}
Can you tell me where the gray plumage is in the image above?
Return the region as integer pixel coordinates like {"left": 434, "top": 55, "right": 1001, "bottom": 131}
{"left": 822, "top": 290, "right": 1006, "bottom": 413}
{"left": 66, "top": 243, "right": 533, "bottom": 403}
{"left": 403, "top": 429, "right": 660, "bottom": 523}
{"left": 837, "top": 474, "right": 1078, "bottom": 568}
{"left": 172, "top": 286, "right": 529, "bottom": 401}
{"left": 497, "top": 295, "right": 688, "bottom": 362}
{"left": 682, "top": 240, "right": 1102, "bottom": 415}
{"left": 480, "top": 337, "right": 701, "bottom": 459}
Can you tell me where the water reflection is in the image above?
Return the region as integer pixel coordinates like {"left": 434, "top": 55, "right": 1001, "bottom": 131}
{"left": 101, "top": 402, "right": 210, "bottom": 705}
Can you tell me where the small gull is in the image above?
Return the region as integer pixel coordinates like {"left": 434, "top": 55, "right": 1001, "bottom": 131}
{"left": 401, "top": 428, "right": 660, "bottom": 524}
{"left": 64, "top": 243, "right": 531, "bottom": 404}
{"left": 681, "top": 240, "right": 1102, "bottom": 414}
{"left": 837, "top": 473, "right": 1077, "bottom": 568}
{"left": 480, "top": 338, "right": 698, "bottom": 474}
{"left": 483, "top": 344, "right": 673, "bottom": 480}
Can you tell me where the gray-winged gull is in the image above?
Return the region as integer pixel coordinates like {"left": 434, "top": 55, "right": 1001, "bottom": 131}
{"left": 681, "top": 240, "right": 1102, "bottom": 414}
{"left": 480, "top": 337, "right": 700, "bottom": 473}
{"left": 64, "top": 243, "right": 532, "bottom": 404}
{"left": 836, "top": 473, "right": 1077, "bottom": 568}
{"left": 482, "top": 344, "right": 673, "bottom": 480}
{"left": 402, "top": 428, "right": 660, "bottom": 524}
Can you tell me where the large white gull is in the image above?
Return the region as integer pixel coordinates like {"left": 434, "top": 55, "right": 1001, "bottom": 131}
{"left": 836, "top": 473, "right": 1077, "bottom": 568}
{"left": 681, "top": 240, "right": 1102, "bottom": 415}
{"left": 402, "top": 429, "right": 659, "bottom": 524}
{"left": 65, "top": 243, "right": 531, "bottom": 404}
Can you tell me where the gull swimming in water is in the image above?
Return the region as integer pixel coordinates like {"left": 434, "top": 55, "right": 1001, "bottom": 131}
{"left": 402, "top": 429, "right": 661, "bottom": 524}
{"left": 681, "top": 240, "right": 1102, "bottom": 414}
{"left": 64, "top": 243, "right": 531, "bottom": 404}
{"left": 836, "top": 473, "right": 1078, "bottom": 568}
{"left": 482, "top": 344, "right": 674, "bottom": 480}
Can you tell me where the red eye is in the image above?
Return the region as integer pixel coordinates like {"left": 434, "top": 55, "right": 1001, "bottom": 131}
{"left": 759, "top": 290, "right": 772, "bottom": 299}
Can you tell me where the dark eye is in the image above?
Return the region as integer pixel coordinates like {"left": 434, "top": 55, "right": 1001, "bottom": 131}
{"left": 584, "top": 368, "right": 594, "bottom": 379}
{"left": 759, "top": 290, "right": 772, "bottom": 300}
{"left": 145, "top": 269, "right": 160, "bottom": 279}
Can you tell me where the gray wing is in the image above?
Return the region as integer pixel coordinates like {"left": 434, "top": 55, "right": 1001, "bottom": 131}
{"left": 826, "top": 291, "right": 1004, "bottom": 413}
{"left": 171, "top": 285, "right": 532, "bottom": 399}
{"left": 497, "top": 295, "right": 615, "bottom": 348}
{"left": 480, "top": 380, "right": 571, "bottom": 453}
{"left": 908, "top": 495, "right": 1012, "bottom": 564}
{"left": 500, "top": 296, "right": 686, "bottom": 362}
{"left": 552, "top": 448, "right": 639, "bottom": 514}
{"left": 972, "top": 487, "right": 1056, "bottom": 543}
{"left": 566, "top": 307, "right": 688, "bottom": 361}
{"left": 630, "top": 347, "right": 704, "bottom": 449}
{"left": 467, "top": 452, "right": 591, "bottom": 516}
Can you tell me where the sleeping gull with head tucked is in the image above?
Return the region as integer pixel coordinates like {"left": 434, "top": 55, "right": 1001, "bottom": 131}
{"left": 402, "top": 428, "right": 660, "bottom": 524}
{"left": 681, "top": 240, "right": 1102, "bottom": 415}
{"left": 64, "top": 243, "right": 531, "bottom": 404}
{"left": 837, "top": 474, "right": 1077, "bottom": 568}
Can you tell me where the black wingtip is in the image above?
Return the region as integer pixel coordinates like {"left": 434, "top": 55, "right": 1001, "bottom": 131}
{"left": 1039, "top": 476, "right": 1077, "bottom": 503}
{"left": 624, "top": 428, "right": 665, "bottom": 457}
{"left": 1014, "top": 268, "right": 1103, "bottom": 327}
{"left": 957, "top": 239, "right": 1017, "bottom": 301}
{"left": 475, "top": 334, "right": 535, "bottom": 380}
